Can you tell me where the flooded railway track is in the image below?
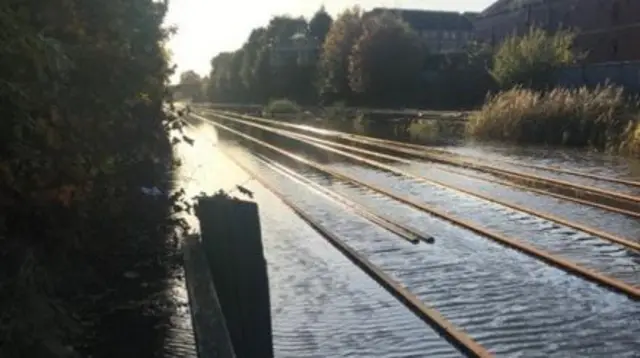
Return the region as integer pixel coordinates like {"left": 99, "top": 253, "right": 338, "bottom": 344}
{"left": 202, "top": 112, "right": 640, "bottom": 251}
{"left": 224, "top": 148, "right": 494, "bottom": 358}
{"left": 191, "top": 114, "right": 640, "bottom": 299}
{"left": 206, "top": 109, "right": 640, "bottom": 216}
{"left": 183, "top": 112, "right": 640, "bottom": 356}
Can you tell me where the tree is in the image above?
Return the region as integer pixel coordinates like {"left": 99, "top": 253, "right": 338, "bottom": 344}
{"left": 1, "top": 0, "right": 182, "bottom": 355}
{"left": 491, "top": 27, "right": 578, "bottom": 90}
{"left": 309, "top": 6, "right": 333, "bottom": 44}
{"left": 348, "top": 11, "right": 424, "bottom": 106}
{"left": 208, "top": 15, "right": 313, "bottom": 104}
{"left": 318, "top": 6, "right": 363, "bottom": 104}
{"left": 179, "top": 70, "right": 205, "bottom": 100}
{"left": 180, "top": 70, "right": 201, "bottom": 85}
{"left": 240, "top": 27, "right": 268, "bottom": 100}
{"left": 208, "top": 52, "right": 241, "bottom": 102}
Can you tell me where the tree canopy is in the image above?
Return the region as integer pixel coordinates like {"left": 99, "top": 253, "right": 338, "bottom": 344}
{"left": 179, "top": 70, "right": 206, "bottom": 101}
{"left": 206, "top": 14, "right": 321, "bottom": 104}
{"left": 348, "top": 11, "right": 424, "bottom": 106}
{"left": 491, "top": 27, "right": 578, "bottom": 90}
{"left": 318, "top": 6, "right": 363, "bottom": 103}
{"left": 1, "top": 0, "right": 183, "bottom": 355}
{"left": 309, "top": 6, "right": 333, "bottom": 44}
{"left": 203, "top": 8, "right": 582, "bottom": 110}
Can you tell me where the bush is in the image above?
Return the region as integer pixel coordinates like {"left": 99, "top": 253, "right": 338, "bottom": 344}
{"left": 621, "top": 120, "right": 640, "bottom": 156}
{"left": 467, "top": 84, "right": 640, "bottom": 155}
{"left": 263, "top": 98, "right": 302, "bottom": 117}
{"left": 491, "top": 27, "right": 578, "bottom": 90}
{"left": 0, "top": 1, "right": 187, "bottom": 356}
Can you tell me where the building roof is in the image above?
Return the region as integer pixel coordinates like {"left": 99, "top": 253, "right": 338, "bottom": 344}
{"left": 480, "top": 0, "right": 544, "bottom": 17}
{"left": 369, "top": 8, "right": 474, "bottom": 32}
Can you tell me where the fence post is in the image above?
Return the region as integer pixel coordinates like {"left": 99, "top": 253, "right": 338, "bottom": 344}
{"left": 195, "top": 196, "right": 273, "bottom": 358}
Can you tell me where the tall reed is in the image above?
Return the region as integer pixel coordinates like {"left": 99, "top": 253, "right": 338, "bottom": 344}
{"left": 467, "top": 84, "right": 640, "bottom": 156}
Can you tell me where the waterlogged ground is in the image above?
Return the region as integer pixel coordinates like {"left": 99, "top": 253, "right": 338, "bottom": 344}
{"left": 172, "top": 121, "right": 640, "bottom": 357}
{"left": 177, "top": 123, "right": 462, "bottom": 357}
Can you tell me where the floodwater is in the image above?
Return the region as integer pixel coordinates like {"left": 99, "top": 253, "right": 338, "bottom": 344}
{"left": 174, "top": 118, "right": 640, "bottom": 357}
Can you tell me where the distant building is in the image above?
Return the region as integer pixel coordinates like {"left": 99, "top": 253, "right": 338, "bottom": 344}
{"left": 368, "top": 8, "right": 476, "bottom": 54}
{"left": 474, "top": 0, "right": 640, "bottom": 63}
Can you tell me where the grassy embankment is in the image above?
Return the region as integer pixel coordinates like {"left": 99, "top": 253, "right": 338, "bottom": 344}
{"left": 466, "top": 27, "right": 640, "bottom": 157}
{"left": 467, "top": 85, "right": 640, "bottom": 156}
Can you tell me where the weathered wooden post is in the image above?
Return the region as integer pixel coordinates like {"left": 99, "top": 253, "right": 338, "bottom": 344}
{"left": 195, "top": 195, "right": 273, "bottom": 358}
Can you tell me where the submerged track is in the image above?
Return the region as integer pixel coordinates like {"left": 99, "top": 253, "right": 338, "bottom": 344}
{"left": 190, "top": 114, "right": 640, "bottom": 300}
{"left": 208, "top": 109, "right": 640, "bottom": 215}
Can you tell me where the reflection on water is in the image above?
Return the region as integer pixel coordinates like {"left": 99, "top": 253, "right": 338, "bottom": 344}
{"left": 233, "top": 145, "right": 640, "bottom": 357}
{"left": 177, "top": 124, "right": 462, "bottom": 357}
{"left": 180, "top": 120, "right": 640, "bottom": 357}
{"left": 262, "top": 115, "right": 640, "bottom": 191}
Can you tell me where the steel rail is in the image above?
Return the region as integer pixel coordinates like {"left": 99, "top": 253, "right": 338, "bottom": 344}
{"left": 424, "top": 149, "right": 640, "bottom": 189}
{"left": 210, "top": 108, "right": 640, "bottom": 188}
{"left": 179, "top": 118, "right": 429, "bottom": 245}
{"left": 253, "top": 154, "right": 433, "bottom": 244}
{"left": 210, "top": 110, "right": 640, "bottom": 219}
{"left": 208, "top": 112, "right": 640, "bottom": 252}
{"left": 193, "top": 114, "right": 640, "bottom": 300}
{"left": 293, "top": 128, "right": 640, "bottom": 189}
{"left": 423, "top": 161, "right": 640, "bottom": 219}
{"left": 210, "top": 110, "right": 640, "bottom": 212}
{"left": 218, "top": 146, "right": 495, "bottom": 358}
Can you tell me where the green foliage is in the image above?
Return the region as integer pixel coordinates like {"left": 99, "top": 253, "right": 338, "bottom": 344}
{"left": 467, "top": 84, "right": 640, "bottom": 155}
{"left": 178, "top": 70, "right": 206, "bottom": 101}
{"left": 348, "top": 11, "right": 424, "bottom": 106}
{"left": 263, "top": 98, "right": 302, "bottom": 117}
{"left": 491, "top": 27, "right": 578, "bottom": 90}
{"left": 207, "top": 15, "right": 317, "bottom": 105}
{"left": 309, "top": 6, "right": 333, "bottom": 44}
{"left": 0, "top": 0, "right": 185, "bottom": 355}
{"left": 421, "top": 43, "right": 497, "bottom": 109}
{"left": 318, "top": 7, "right": 363, "bottom": 104}
{"left": 180, "top": 70, "right": 202, "bottom": 85}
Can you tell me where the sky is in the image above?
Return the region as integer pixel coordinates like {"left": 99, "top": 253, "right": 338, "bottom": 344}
{"left": 165, "top": 0, "right": 496, "bottom": 83}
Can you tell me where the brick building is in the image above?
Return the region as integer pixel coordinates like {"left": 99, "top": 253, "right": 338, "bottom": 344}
{"left": 368, "top": 8, "right": 476, "bottom": 54}
{"left": 474, "top": 0, "right": 640, "bottom": 63}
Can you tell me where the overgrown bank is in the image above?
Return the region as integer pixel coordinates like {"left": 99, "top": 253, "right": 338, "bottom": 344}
{"left": 467, "top": 85, "right": 640, "bottom": 155}
{"left": 466, "top": 27, "right": 640, "bottom": 157}
{"left": 1, "top": 2, "right": 189, "bottom": 357}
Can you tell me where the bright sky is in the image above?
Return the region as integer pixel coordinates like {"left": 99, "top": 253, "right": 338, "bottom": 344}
{"left": 165, "top": 0, "right": 495, "bottom": 83}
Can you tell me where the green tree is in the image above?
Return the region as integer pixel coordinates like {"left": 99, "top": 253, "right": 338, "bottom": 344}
{"left": 318, "top": 6, "right": 363, "bottom": 104}
{"left": 1, "top": 0, "right": 181, "bottom": 356}
{"left": 209, "top": 16, "right": 312, "bottom": 104}
{"left": 240, "top": 27, "right": 268, "bottom": 101}
{"left": 179, "top": 70, "right": 205, "bottom": 100}
{"left": 180, "top": 70, "right": 202, "bottom": 85}
{"left": 309, "top": 6, "right": 333, "bottom": 44}
{"left": 491, "top": 27, "right": 578, "bottom": 90}
{"left": 348, "top": 11, "right": 424, "bottom": 106}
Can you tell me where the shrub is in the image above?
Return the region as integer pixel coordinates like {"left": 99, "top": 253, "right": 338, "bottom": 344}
{"left": 0, "top": 1, "right": 187, "bottom": 356}
{"left": 491, "top": 27, "right": 578, "bottom": 90}
{"left": 263, "top": 98, "right": 302, "bottom": 117}
{"left": 621, "top": 119, "right": 640, "bottom": 156}
{"left": 467, "top": 84, "right": 640, "bottom": 155}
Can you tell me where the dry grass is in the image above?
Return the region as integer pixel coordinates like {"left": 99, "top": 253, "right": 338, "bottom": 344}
{"left": 467, "top": 84, "right": 640, "bottom": 156}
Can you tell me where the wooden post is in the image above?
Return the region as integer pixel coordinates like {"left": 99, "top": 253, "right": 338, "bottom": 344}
{"left": 196, "top": 196, "right": 273, "bottom": 358}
